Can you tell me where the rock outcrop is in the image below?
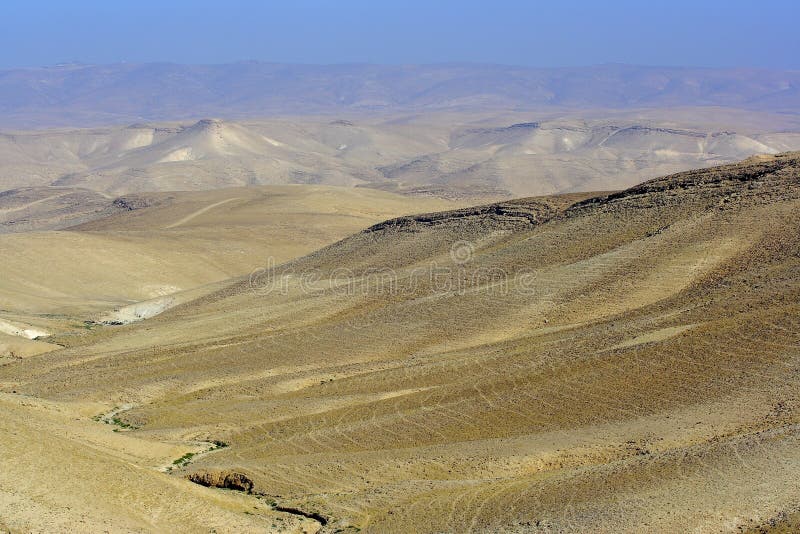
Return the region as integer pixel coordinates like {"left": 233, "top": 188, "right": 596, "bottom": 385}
{"left": 186, "top": 470, "right": 254, "bottom": 493}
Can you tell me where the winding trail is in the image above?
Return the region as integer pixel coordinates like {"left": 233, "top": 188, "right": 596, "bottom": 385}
{"left": 164, "top": 197, "right": 240, "bottom": 229}
{"left": 0, "top": 193, "right": 71, "bottom": 213}
{"left": 160, "top": 440, "right": 227, "bottom": 472}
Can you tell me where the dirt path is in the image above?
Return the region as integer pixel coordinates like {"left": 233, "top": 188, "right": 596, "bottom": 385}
{"left": 161, "top": 440, "right": 228, "bottom": 472}
{"left": 163, "top": 197, "right": 240, "bottom": 229}
{"left": 91, "top": 400, "right": 324, "bottom": 530}
{"left": 0, "top": 193, "right": 70, "bottom": 213}
{"left": 0, "top": 392, "right": 319, "bottom": 532}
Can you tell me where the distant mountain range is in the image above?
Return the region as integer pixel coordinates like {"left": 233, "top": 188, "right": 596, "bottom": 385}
{"left": 1, "top": 63, "right": 799, "bottom": 128}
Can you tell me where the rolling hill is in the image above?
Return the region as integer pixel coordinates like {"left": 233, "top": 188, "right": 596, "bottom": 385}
{"left": 1, "top": 153, "right": 798, "bottom": 532}
{"left": 2, "top": 112, "right": 800, "bottom": 199}
{"left": 0, "top": 185, "right": 454, "bottom": 350}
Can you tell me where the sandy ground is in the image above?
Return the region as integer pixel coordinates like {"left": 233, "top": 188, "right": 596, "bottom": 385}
{"left": 2, "top": 111, "right": 800, "bottom": 198}
{"left": 0, "top": 392, "right": 320, "bottom": 533}
{"left": 1, "top": 155, "right": 800, "bottom": 531}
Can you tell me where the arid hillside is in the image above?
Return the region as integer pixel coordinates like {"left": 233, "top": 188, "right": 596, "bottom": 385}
{"left": 1, "top": 154, "right": 798, "bottom": 532}
{"left": 0, "top": 185, "right": 453, "bottom": 360}
{"left": 2, "top": 111, "right": 800, "bottom": 199}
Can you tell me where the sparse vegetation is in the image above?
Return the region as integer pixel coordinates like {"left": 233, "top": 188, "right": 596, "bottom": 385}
{"left": 91, "top": 406, "right": 139, "bottom": 431}
{"left": 2, "top": 153, "right": 800, "bottom": 531}
{"left": 166, "top": 441, "right": 229, "bottom": 472}
{"left": 172, "top": 452, "right": 195, "bottom": 467}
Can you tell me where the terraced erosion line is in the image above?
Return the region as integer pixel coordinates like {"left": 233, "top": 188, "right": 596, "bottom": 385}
{"left": 90, "top": 397, "right": 334, "bottom": 529}
{"left": 92, "top": 403, "right": 228, "bottom": 470}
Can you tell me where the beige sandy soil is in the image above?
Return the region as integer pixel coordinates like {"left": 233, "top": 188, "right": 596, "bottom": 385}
{"left": 0, "top": 185, "right": 454, "bottom": 336}
{"left": 0, "top": 392, "right": 320, "bottom": 533}
{"left": 2, "top": 111, "right": 800, "bottom": 199}
{"left": 2, "top": 154, "right": 800, "bottom": 532}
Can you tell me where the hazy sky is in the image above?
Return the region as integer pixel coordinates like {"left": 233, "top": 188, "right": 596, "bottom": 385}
{"left": 1, "top": 0, "right": 798, "bottom": 70}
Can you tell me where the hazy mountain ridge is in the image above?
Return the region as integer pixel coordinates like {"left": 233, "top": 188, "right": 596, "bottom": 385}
{"left": 1, "top": 62, "right": 799, "bottom": 128}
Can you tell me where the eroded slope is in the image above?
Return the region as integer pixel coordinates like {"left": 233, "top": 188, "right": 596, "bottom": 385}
{"left": 2, "top": 154, "right": 800, "bottom": 532}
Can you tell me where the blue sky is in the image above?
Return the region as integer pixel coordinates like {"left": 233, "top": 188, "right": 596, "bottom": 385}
{"left": 0, "top": 0, "right": 798, "bottom": 69}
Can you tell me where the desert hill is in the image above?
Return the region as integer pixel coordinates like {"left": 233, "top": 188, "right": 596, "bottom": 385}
{"left": 2, "top": 113, "right": 799, "bottom": 199}
{"left": 1, "top": 154, "right": 798, "bottom": 531}
{"left": 0, "top": 185, "right": 453, "bottom": 349}
{"left": 0, "top": 186, "right": 122, "bottom": 233}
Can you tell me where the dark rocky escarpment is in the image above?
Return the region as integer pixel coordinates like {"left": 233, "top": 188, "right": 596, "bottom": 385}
{"left": 365, "top": 196, "right": 576, "bottom": 233}
{"left": 566, "top": 152, "right": 800, "bottom": 216}
{"left": 186, "top": 470, "right": 255, "bottom": 493}
{"left": 186, "top": 470, "right": 329, "bottom": 526}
